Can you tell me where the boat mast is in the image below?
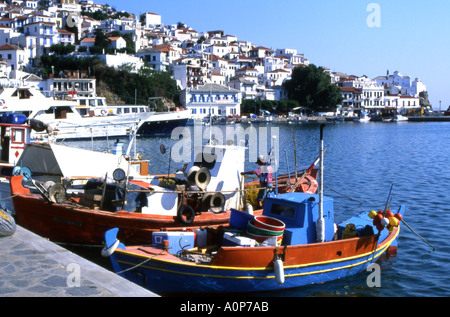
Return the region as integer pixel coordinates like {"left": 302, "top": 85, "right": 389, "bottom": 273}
{"left": 317, "top": 124, "right": 325, "bottom": 242}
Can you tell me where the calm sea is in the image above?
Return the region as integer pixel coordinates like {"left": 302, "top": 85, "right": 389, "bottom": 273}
{"left": 66, "top": 120, "right": 450, "bottom": 297}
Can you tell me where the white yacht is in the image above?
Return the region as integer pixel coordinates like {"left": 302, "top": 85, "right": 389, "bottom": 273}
{"left": 391, "top": 114, "right": 409, "bottom": 122}
{"left": 0, "top": 85, "right": 152, "bottom": 140}
{"left": 353, "top": 112, "right": 371, "bottom": 122}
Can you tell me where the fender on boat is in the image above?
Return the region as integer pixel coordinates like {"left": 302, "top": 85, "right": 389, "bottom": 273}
{"left": 274, "top": 258, "right": 285, "bottom": 285}
{"left": 177, "top": 205, "right": 195, "bottom": 224}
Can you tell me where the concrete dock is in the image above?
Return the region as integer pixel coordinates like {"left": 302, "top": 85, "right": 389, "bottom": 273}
{"left": 0, "top": 226, "right": 158, "bottom": 297}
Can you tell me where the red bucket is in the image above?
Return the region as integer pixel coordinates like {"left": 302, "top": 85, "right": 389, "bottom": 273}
{"left": 253, "top": 216, "right": 285, "bottom": 232}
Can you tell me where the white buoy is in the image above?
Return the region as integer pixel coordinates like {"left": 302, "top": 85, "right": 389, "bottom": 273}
{"left": 274, "top": 258, "right": 285, "bottom": 285}
{"left": 244, "top": 203, "right": 254, "bottom": 215}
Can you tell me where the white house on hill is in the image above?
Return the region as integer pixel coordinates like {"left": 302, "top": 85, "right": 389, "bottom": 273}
{"left": 180, "top": 83, "right": 241, "bottom": 118}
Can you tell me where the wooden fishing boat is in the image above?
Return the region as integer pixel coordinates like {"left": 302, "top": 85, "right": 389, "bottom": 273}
{"left": 102, "top": 125, "right": 406, "bottom": 295}
{"left": 103, "top": 192, "right": 405, "bottom": 295}
{"left": 9, "top": 140, "right": 318, "bottom": 246}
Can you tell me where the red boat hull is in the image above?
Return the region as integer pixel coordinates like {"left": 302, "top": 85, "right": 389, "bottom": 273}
{"left": 10, "top": 176, "right": 261, "bottom": 245}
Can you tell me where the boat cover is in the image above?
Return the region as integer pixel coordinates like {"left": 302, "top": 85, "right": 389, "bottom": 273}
{"left": 17, "top": 143, "right": 140, "bottom": 179}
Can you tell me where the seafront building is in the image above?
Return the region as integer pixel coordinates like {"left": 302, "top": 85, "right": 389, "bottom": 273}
{"left": 0, "top": 1, "right": 427, "bottom": 118}
{"left": 180, "top": 83, "right": 241, "bottom": 118}
{"left": 336, "top": 73, "right": 422, "bottom": 116}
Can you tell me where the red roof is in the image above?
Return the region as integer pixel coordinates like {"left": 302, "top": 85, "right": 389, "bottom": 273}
{"left": 340, "top": 87, "right": 362, "bottom": 94}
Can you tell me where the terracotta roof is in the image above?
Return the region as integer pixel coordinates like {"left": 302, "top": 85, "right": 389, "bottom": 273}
{"left": 269, "top": 69, "right": 290, "bottom": 73}
{"left": 25, "top": 21, "right": 56, "bottom": 26}
{"left": 58, "top": 29, "right": 73, "bottom": 34}
{"left": 0, "top": 44, "right": 22, "bottom": 50}
{"left": 81, "top": 38, "right": 95, "bottom": 43}
{"left": 340, "top": 87, "right": 362, "bottom": 94}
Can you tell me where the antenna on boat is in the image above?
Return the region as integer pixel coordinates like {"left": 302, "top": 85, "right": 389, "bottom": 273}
{"left": 316, "top": 124, "right": 325, "bottom": 243}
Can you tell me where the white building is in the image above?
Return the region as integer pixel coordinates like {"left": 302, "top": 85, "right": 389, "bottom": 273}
{"left": 140, "top": 12, "right": 162, "bottom": 29}
{"left": 57, "top": 29, "right": 75, "bottom": 45}
{"left": 275, "top": 48, "right": 308, "bottom": 66}
{"left": 136, "top": 47, "right": 170, "bottom": 72}
{"left": 180, "top": 83, "right": 241, "bottom": 118}
{"left": 97, "top": 53, "right": 144, "bottom": 73}
{"left": 263, "top": 68, "right": 291, "bottom": 87}
{"left": 204, "top": 43, "right": 231, "bottom": 57}
{"left": 0, "top": 44, "right": 28, "bottom": 73}
{"left": 375, "top": 71, "right": 426, "bottom": 97}
{"left": 362, "top": 82, "right": 385, "bottom": 109}
{"left": 172, "top": 63, "right": 207, "bottom": 90}
{"left": 80, "top": 36, "right": 126, "bottom": 51}
{"left": 23, "top": 20, "right": 58, "bottom": 60}
{"left": 228, "top": 77, "right": 257, "bottom": 100}
{"left": 42, "top": 71, "right": 96, "bottom": 99}
{"left": 340, "top": 86, "right": 363, "bottom": 111}
{"left": 383, "top": 94, "right": 420, "bottom": 114}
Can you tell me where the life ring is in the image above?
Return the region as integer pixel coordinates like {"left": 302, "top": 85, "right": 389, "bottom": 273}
{"left": 177, "top": 205, "right": 195, "bottom": 224}
{"left": 100, "top": 109, "right": 107, "bottom": 116}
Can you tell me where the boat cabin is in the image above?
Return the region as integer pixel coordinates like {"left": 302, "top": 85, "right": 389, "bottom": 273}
{"left": 262, "top": 192, "right": 335, "bottom": 245}
{"left": 0, "top": 121, "right": 30, "bottom": 176}
{"left": 73, "top": 96, "right": 152, "bottom": 117}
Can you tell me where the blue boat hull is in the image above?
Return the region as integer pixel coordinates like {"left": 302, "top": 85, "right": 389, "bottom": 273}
{"left": 108, "top": 224, "right": 401, "bottom": 294}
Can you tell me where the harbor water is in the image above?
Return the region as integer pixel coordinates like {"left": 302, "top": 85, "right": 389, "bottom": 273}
{"left": 63, "top": 120, "right": 449, "bottom": 297}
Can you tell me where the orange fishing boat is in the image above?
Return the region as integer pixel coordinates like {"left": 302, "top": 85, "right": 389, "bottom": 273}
{"left": 10, "top": 141, "right": 318, "bottom": 245}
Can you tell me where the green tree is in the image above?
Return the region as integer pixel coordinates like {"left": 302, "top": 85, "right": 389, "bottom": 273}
{"left": 283, "top": 64, "right": 343, "bottom": 113}
{"left": 40, "top": 55, "right": 180, "bottom": 106}
{"left": 50, "top": 43, "right": 76, "bottom": 55}
{"left": 94, "top": 29, "right": 110, "bottom": 49}
{"left": 38, "top": 0, "right": 51, "bottom": 10}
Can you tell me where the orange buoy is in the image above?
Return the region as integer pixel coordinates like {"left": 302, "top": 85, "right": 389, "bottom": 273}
{"left": 373, "top": 214, "right": 383, "bottom": 226}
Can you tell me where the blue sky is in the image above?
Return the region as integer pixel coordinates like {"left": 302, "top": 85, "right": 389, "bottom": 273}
{"left": 105, "top": 0, "right": 450, "bottom": 110}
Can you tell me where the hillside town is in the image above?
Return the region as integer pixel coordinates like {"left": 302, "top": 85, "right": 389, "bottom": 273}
{"left": 0, "top": 0, "right": 429, "bottom": 119}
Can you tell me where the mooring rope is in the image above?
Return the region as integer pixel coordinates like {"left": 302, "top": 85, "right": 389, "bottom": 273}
{"left": 0, "top": 194, "right": 18, "bottom": 201}
{"left": 323, "top": 184, "right": 364, "bottom": 205}
{"left": 115, "top": 249, "right": 167, "bottom": 274}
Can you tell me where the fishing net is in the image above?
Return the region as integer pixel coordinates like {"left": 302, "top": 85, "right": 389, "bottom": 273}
{"left": 0, "top": 209, "right": 16, "bottom": 237}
